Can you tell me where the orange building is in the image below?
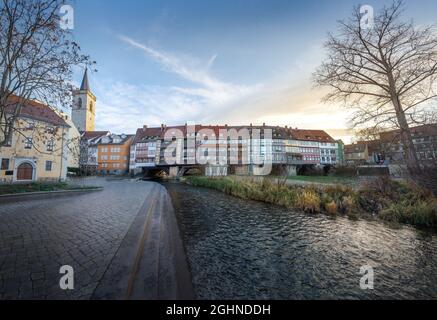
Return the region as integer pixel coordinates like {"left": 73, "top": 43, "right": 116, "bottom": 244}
{"left": 97, "top": 134, "right": 133, "bottom": 175}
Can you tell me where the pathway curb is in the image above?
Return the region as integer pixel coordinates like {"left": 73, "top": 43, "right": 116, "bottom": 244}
{"left": 0, "top": 188, "right": 104, "bottom": 203}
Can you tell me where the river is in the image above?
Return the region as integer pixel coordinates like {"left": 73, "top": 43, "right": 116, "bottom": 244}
{"left": 165, "top": 182, "right": 437, "bottom": 300}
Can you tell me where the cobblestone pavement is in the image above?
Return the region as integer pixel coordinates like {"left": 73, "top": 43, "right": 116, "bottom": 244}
{"left": 0, "top": 178, "right": 157, "bottom": 300}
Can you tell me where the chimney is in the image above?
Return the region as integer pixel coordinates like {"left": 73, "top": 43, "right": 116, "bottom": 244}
{"left": 161, "top": 124, "right": 164, "bottom": 132}
{"left": 263, "top": 123, "right": 266, "bottom": 127}
{"left": 143, "top": 125, "right": 148, "bottom": 131}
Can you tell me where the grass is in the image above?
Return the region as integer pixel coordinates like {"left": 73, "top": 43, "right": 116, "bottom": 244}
{"left": 185, "top": 176, "right": 437, "bottom": 228}
{"left": 0, "top": 182, "right": 100, "bottom": 195}
{"left": 285, "top": 175, "right": 357, "bottom": 185}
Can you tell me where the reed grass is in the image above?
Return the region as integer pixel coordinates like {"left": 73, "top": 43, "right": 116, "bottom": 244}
{"left": 186, "top": 176, "right": 437, "bottom": 228}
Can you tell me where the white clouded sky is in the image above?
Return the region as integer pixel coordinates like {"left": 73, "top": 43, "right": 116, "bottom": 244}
{"left": 72, "top": 0, "right": 437, "bottom": 143}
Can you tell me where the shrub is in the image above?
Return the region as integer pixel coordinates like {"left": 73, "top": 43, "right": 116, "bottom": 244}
{"left": 358, "top": 177, "right": 431, "bottom": 214}
{"left": 297, "top": 190, "right": 321, "bottom": 214}
{"left": 380, "top": 199, "right": 437, "bottom": 227}
{"left": 340, "top": 196, "right": 356, "bottom": 216}
{"left": 324, "top": 184, "right": 354, "bottom": 203}
{"left": 325, "top": 201, "right": 338, "bottom": 216}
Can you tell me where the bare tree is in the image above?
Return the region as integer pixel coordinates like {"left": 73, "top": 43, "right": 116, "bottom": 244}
{"left": 355, "top": 127, "right": 383, "bottom": 142}
{"left": 314, "top": 0, "right": 437, "bottom": 173}
{"left": 0, "top": 0, "right": 95, "bottom": 147}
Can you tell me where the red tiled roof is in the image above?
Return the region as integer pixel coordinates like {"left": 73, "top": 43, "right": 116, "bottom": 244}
{"left": 380, "top": 124, "right": 437, "bottom": 142}
{"left": 82, "top": 131, "right": 109, "bottom": 140}
{"left": 133, "top": 125, "right": 337, "bottom": 143}
{"left": 4, "top": 95, "right": 69, "bottom": 127}
{"left": 289, "top": 129, "right": 335, "bottom": 142}
{"left": 133, "top": 125, "right": 261, "bottom": 143}
{"left": 344, "top": 140, "right": 382, "bottom": 154}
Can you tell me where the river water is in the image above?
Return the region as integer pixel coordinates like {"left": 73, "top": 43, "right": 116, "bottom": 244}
{"left": 165, "top": 182, "right": 437, "bottom": 300}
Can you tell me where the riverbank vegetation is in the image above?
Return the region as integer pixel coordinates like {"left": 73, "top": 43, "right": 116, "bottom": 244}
{"left": 185, "top": 176, "right": 437, "bottom": 228}
{"left": 285, "top": 175, "right": 356, "bottom": 185}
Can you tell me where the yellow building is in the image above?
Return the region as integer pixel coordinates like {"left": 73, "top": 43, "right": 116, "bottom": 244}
{"left": 0, "top": 95, "right": 72, "bottom": 183}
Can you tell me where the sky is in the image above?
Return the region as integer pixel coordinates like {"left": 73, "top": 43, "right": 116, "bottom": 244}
{"left": 69, "top": 0, "right": 437, "bottom": 142}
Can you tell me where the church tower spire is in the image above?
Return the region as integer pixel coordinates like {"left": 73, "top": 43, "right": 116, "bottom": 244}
{"left": 72, "top": 68, "right": 96, "bottom": 132}
{"left": 80, "top": 68, "right": 90, "bottom": 91}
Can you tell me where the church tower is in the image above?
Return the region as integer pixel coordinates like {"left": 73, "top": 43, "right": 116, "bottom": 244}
{"left": 72, "top": 69, "right": 96, "bottom": 132}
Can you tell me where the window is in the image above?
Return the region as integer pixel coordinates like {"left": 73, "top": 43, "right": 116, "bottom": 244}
{"left": 78, "top": 98, "right": 82, "bottom": 109}
{"left": 3, "top": 133, "right": 12, "bottom": 146}
{"left": 101, "top": 155, "right": 108, "bottom": 160}
{"left": 1, "top": 159, "right": 9, "bottom": 170}
{"left": 45, "top": 161, "right": 53, "bottom": 171}
{"left": 101, "top": 147, "right": 108, "bottom": 153}
{"left": 24, "top": 137, "right": 33, "bottom": 149}
{"left": 47, "top": 139, "right": 54, "bottom": 152}
{"left": 46, "top": 126, "right": 55, "bottom": 134}
{"left": 26, "top": 122, "right": 35, "bottom": 130}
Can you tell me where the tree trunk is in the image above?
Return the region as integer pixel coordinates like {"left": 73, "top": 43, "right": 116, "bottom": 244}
{"left": 386, "top": 71, "right": 421, "bottom": 174}
{"left": 391, "top": 96, "right": 421, "bottom": 174}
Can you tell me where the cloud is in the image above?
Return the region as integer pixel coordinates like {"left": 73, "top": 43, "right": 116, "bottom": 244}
{"left": 119, "top": 35, "right": 256, "bottom": 99}
{"left": 94, "top": 36, "right": 351, "bottom": 138}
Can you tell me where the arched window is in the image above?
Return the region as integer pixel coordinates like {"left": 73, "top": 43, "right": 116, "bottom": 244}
{"left": 78, "top": 98, "right": 82, "bottom": 109}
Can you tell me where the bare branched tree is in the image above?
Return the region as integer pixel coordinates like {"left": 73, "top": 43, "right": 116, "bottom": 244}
{"left": 0, "top": 0, "right": 95, "bottom": 147}
{"left": 355, "top": 127, "right": 383, "bottom": 142}
{"left": 314, "top": 0, "right": 437, "bottom": 173}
